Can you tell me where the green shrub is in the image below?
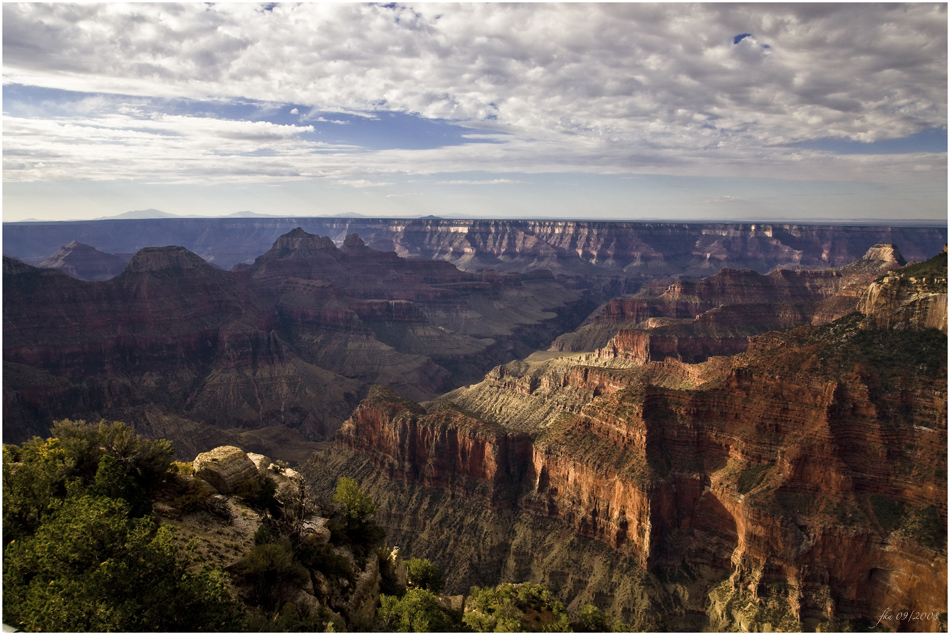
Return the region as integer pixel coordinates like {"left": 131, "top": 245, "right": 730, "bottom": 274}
{"left": 293, "top": 541, "right": 354, "bottom": 582}
{"left": 572, "top": 604, "right": 609, "bottom": 632}
{"left": 3, "top": 494, "right": 240, "bottom": 632}
{"left": 234, "top": 476, "right": 278, "bottom": 513}
{"left": 464, "top": 583, "right": 571, "bottom": 633}
{"left": 331, "top": 477, "right": 385, "bottom": 554}
{"left": 378, "top": 589, "right": 460, "bottom": 632}
{"left": 406, "top": 557, "right": 445, "bottom": 593}
{"left": 231, "top": 539, "right": 310, "bottom": 611}
{"left": 171, "top": 460, "right": 195, "bottom": 476}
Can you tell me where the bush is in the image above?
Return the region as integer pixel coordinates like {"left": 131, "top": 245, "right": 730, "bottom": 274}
{"left": 234, "top": 476, "right": 278, "bottom": 514}
{"left": 231, "top": 539, "right": 310, "bottom": 611}
{"left": 378, "top": 588, "right": 460, "bottom": 632}
{"left": 334, "top": 476, "right": 377, "bottom": 520}
{"left": 573, "top": 604, "right": 609, "bottom": 632}
{"left": 171, "top": 460, "right": 195, "bottom": 475}
{"left": 406, "top": 557, "right": 445, "bottom": 593}
{"left": 3, "top": 494, "right": 240, "bottom": 632}
{"left": 464, "top": 583, "right": 570, "bottom": 632}
{"left": 332, "top": 477, "right": 385, "bottom": 554}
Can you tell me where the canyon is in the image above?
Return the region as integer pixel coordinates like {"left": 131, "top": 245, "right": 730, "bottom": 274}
{"left": 3, "top": 228, "right": 593, "bottom": 460}
{"left": 305, "top": 246, "right": 948, "bottom": 631}
{"left": 3, "top": 218, "right": 946, "bottom": 631}
{"left": 5, "top": 218, "right": 946, "bottom": 296}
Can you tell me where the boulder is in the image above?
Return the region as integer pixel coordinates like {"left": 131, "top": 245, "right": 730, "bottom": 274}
{"left": 193, "top": 446, "right": 259, "bottom": 495}
{"left": 301, "top": 516, "right": 332, "bottom": 546}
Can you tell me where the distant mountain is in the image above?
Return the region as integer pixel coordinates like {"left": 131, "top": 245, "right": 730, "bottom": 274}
{"left": 225, "top": 211, "right": 275, "bottom": 218}
{"left": 98, "top": 209, "right": 179, "bottom": 220}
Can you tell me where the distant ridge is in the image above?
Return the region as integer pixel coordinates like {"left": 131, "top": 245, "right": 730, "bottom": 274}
{"left": 226, "top": 211, "right": 275, "bottom": 218}
{"left": 97, "top": 209, "right": 180, "bottom": 220}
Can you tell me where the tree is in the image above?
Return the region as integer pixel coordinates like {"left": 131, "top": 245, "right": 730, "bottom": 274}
{"left": 406, "top": 557, "right": 445, "bottom": 593}
{"left": 378, "top": 589, "right": 460, "bottom": 632}
{"left": 332, "top": 477, "right": 385, "bottom": 552}
{"left": 3, "top": 494, "right": 240, "bottom": 632}
{"left": 572, "top": 604, "right": 609, "bottom": 632}
{"left": 334, "top": 476, "right": 378, "bottom": 519}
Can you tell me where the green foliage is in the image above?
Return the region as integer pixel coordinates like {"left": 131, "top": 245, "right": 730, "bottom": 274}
{"left": 231, "top": 539, "right": 310, "bottom": 611}
{"left": 332, "top": 477, "right": 385, "bottom": 555}
{"left": 293, "top": 541, "right": 354, "bottom": 582}
{"left": 406, "top": 557, "right": 445, "bottom": 593}
{"left": 3, "top": 494, "right": 240, "bottom": 632}
{"left": 572, "top": 604, "right": 609, "bottom": 632}
{"left": 895, "top": 251, "right": 948, "bottom": 290}
{"left": 334, "top": 476, "right": 378, "bottom": 520}
{"left": 464, "top": 583, "right": 570, "bottom": 632}
{"left": 92, "top": 454, "right": 151, "bottom": 516}
{"left": 255, "top": 524, "right": 277, "bottom": 546}
{"left": 171, "top": 460, "right": 195, "bottom": 475}
{"left": 3, "top": 420, "right": 172, "bottom": 544}
{"left": 244, "top": 602, "right": 340, "bottom": 633}
{"left": 378, "top": 589, "right": 460, "bottom": 632}
{"left": 52, "top": 419, "right": 174, "bottom": 492}
{"left": 170, "top": 474, "right": 216, "bottom": 513}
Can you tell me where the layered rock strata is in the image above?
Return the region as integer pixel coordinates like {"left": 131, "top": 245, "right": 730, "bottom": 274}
{"left": 3, "top": 229, "right": 593, "bottom": 459}
{"left": 552, "top": 244, "right": 908, "bottom": 355}
{"left": 6, "top": 218, "right": 945, "bottom": 278}
{"left": 321, "top": 251, "right": 948, "bottom": 631}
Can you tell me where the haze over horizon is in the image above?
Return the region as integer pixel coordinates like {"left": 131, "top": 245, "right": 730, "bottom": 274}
{"left": 3, "top": 3, "right": 947, "bottom": 223}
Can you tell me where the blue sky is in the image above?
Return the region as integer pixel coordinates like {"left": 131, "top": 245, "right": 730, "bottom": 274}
{"left": 2, "top": 3, "right": 947, "bottom": 222}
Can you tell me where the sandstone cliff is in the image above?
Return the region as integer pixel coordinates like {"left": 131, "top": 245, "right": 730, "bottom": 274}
{"left": 313, "top": 252, "right": 948, "bottom": 632}
{"left": 858, "top": 249, "right": 948, "bottom": 333}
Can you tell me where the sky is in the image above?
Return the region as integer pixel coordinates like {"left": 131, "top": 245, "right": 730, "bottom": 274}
{"left": 2, "top": 2, "right": 947, "bottom": 223}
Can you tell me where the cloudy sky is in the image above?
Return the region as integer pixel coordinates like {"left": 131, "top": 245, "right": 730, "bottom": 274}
{"left": 3, "top": 2, "right": 947, "bottom": 222}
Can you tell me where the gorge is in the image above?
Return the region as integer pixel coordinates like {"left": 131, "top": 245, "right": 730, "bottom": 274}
{"left": 3, "top": 219, "right": 947, "bottom": 631}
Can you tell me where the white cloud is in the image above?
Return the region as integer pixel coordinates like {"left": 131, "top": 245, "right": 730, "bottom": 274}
{"left": 2, "top": 3, "right": 946, "bottom": 188}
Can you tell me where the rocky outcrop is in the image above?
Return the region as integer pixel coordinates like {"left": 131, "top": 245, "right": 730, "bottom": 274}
{"left": 35, "top": 240, "right": 130, "bottom": 281}
{"left": 194, "top": 445, "right": 261, "bottom": 494}
{"left": 858, "top": 250, "right": 948, "bottom": 332}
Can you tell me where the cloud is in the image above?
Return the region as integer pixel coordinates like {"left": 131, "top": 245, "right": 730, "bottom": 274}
{"left": 334, "top": 179, "right": 393, "bottom": 188}
{"left": 436, "top": 178, "right": 524, "bottom": 185}
{"left": 2, "top": 3, "right": 946, "bottom": 188}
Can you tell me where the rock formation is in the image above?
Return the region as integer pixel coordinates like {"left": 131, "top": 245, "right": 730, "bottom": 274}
{"left": 35, "top": 240, "right": 130, "bottom": 281}
{"left": 5, "top": 218, "right": 945, "bottom": 281}
{"left": 551, "top": 244, "right": 908, "bottom": 356}
{"left": 308, "top": 248, "right": 948, "bottom": 631}
{"left": 3, "top": 229, "right": 593, "bottom": 459}
{"left": 858, "top": 249, "right": 948, "bottom": 333}
{"left": 194, "top": 446, "right": 261, "bottom": 495}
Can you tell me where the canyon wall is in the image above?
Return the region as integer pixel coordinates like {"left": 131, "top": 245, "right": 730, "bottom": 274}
{"left": 309, "top": 253, "right": 948, "bottom": 631}
{"left": 5, "top": 219, "right": 945, "bottom": 283}
{"left": 3, "top": 229, "right": 594, "bottom": 460}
